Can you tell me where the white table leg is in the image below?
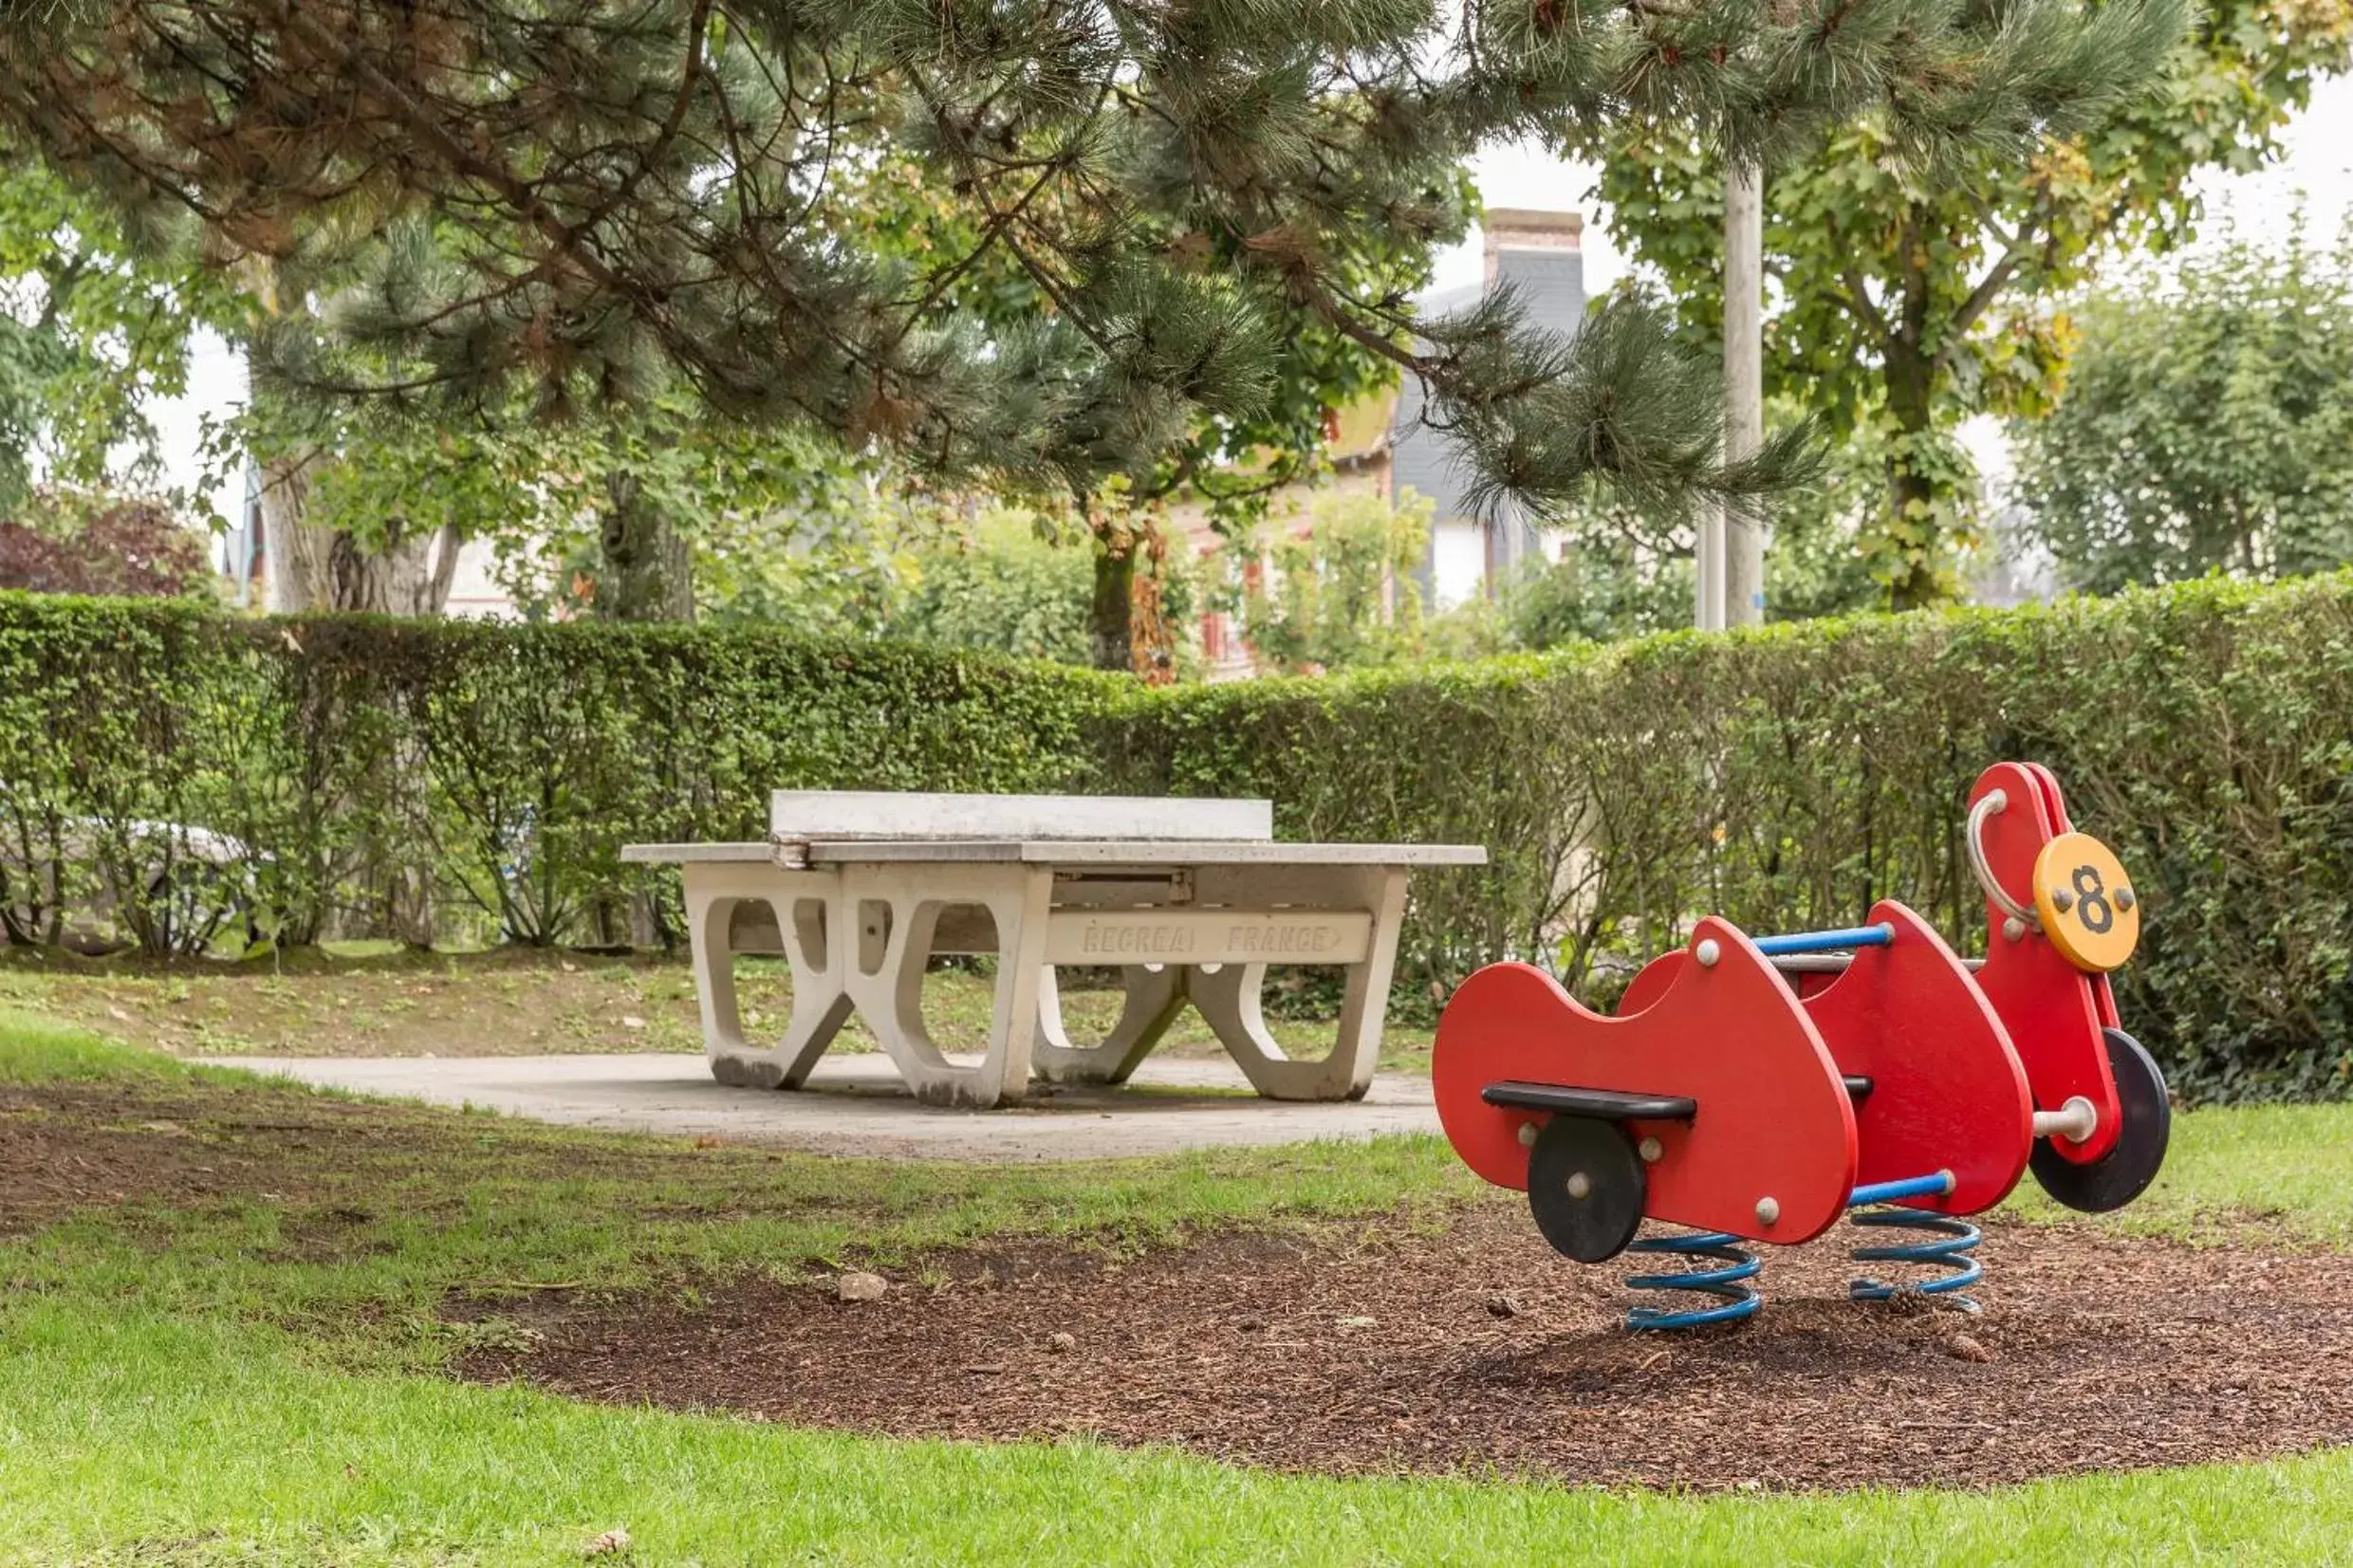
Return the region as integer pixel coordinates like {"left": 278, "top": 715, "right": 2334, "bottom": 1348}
{"left": 683, "top": 862, "right": 848, "bottom": 1090}
{"left": 1031, "top": 964, "right": 1186, "bottom": 1085}
{"left": 1326, "top": 865, "right": 1410, "bottom": 1098}
{"left": 1189, "top": 865, "right": 1407, "bottom": 1101}
{"left": 980, "top": 865, "right": 1055, "bottom": 1104}
{"left": 769, "top": 895, "right": 857, "bottom": 1086}
{"left": 843, "top": 862, "right": 1055, "bottom": 1108}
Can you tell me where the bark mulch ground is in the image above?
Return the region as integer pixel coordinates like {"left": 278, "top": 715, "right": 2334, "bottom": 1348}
{"left": 455, "top": 1202, "right": 2353, "bottom": 1493}
{"left": 0, "top": 1083, "right": 279, "bottom": 1233}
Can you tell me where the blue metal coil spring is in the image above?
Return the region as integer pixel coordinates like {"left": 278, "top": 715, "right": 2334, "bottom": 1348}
{"left": 1848, "top": 1208, "right": 1983, "bottom": 1311}
{"left": 1623, "top": 1229, "right": 1763, "bottom": 1330}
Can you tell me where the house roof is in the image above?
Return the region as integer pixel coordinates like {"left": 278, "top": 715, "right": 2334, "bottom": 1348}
{"left": 1391, "top": 244, "right": 1586, "bottom": 528}
{"left": 1172, "top": 213, "right": 1587, "bottom": 530}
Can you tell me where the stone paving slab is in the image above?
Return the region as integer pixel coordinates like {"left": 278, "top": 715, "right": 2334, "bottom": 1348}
{"left": 210, "top": 1052, "right": 1440, "bottom": 1163}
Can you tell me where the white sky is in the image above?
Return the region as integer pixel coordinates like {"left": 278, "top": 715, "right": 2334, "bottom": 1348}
{"left": 149, "top": 75, "right": 2353, "bottom": 529}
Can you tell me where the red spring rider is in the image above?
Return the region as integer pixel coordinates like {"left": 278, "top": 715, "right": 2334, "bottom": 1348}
{"left": 1430, "top": 762, "right": 2169, "bottom": 1327}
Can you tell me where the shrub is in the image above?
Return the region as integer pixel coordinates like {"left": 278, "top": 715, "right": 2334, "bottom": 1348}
{"left": 0, "top": 490, "right": 213, "bottom": 599}
{"left": 4, "top": 573, "right": 2352, "bottom": 1101}
{"left": 1108, "top": 573, "right": 2353, "bottom": 1099}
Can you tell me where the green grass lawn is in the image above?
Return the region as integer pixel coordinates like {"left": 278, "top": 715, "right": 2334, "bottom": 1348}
{"left": 13, "top": 1301, "right": 2353, "bottom": 1567}
{"left": 7, "top": 1009, "right": 2353, "bottom": 1565}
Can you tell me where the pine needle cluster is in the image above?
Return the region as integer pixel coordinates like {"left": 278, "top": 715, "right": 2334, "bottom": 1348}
{"left": 0, "top": 0, "right": 2185, "bottom": 520}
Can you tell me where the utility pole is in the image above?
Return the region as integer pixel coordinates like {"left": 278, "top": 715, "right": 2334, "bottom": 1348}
{"left": 1694, "top": 493, "right": 1726, "bottom": 631}
{"left": 1722, "top": 157, "right": 1766, "bottom": 627}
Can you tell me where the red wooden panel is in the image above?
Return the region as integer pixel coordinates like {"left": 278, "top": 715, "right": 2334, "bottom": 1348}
{"left": 1969, "top": 762, "right": 2122, "bottom": 1162}
{"left": 1432, "top": 919, "right": 1857, "bottom": 1245}
{"left": 1623, "top": 902, "right": 2032, "bottom": 1215}
{"left": 1798, "top": 902, "right": 2030, "bottom": 1212}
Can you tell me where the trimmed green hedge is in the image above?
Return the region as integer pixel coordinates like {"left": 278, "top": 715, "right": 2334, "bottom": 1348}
{"left": 0, "top": 599, "right": 1113, "bottom": 953}
{"left": 5, "top": 574, "right": 2352, "bottom": 1101}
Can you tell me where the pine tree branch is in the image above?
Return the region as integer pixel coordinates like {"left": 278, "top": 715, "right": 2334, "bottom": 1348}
{"left": 906, "top": 79, "right": 1113, "bottom": 323}
{"left": 268, "top": 8, "right": 629, "bottom": 293}
{"left": 564, "top": 0, "right": 715, "bottom": 244}
{"left": 997, "top": 231, "right": 1114, "bottom": 359}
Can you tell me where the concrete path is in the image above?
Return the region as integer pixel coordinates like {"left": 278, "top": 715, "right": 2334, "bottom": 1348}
{"left": 211, "top": 1052, "right": 1440, "bottom": 1162}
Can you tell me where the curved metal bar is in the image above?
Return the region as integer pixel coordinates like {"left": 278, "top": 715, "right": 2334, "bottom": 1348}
{"left": 1966, "top": 789, "right": 2040, "bottom": 930}
{"left": 1848, "top": 1170, "right": 1956, "bottom": 1207}
{"left": 1769, "top": 953, "right": 1986, "bottom": 974}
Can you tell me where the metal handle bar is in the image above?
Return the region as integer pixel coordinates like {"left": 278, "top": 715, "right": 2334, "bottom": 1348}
{"left": 1966, "top": 789, "right": 2040, "bottom": 932}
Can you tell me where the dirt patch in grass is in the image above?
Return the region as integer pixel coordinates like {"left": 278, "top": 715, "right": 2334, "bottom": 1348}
{"left": 0, "top": 1075, "right": 724, "bottom": 1240}
{"left": 0, "top": 1081, "right": 360, "bottom": 1233}
{"left": 0, "top": 1088, "right": 253, "bottom": 1231}
{"left": 454, "top": 1203, "right": 2353, "bottom": 1493}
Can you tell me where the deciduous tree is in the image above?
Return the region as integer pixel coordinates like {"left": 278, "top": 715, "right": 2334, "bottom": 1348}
{"left": 0, "top": 153, "right": 215, "bottom": 511}
{"left": 1594, "top": 0, "right": 2346, "bottom": 607}
{"left": 2010, "top": 220, "right": 2353, "bottom": 590}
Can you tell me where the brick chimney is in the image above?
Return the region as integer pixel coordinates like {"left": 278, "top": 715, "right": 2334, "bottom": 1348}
{"left": 1482, "top": 208, "right": 1584, "bottom": 287}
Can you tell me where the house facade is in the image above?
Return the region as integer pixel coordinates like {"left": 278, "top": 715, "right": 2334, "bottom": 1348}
{"left": 1178, "top": 207, "right": 1590, "bottom": 675}
{"left": 1394, "top": 207, "right": 1587, "bottom": 608}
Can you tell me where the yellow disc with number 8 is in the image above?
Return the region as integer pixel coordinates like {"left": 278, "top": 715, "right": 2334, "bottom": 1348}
{"left": 2031, "top": 832, "right": 2140, "bottom": 972}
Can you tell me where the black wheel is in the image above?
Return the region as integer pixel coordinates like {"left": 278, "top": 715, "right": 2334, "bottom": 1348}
{"left": 1525, "top": 1116, "right": 1646, "bottom": 1263}
{"left": 2030, "top": 1027, "right": 2171, "bottom": 1213}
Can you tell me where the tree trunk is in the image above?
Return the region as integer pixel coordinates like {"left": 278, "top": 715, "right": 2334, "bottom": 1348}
{"left": 1882, "top": 208, "right": 1943, "bottom": 613}
{"left": 1882, "top": 337, "right": 1940, "bottom": 613}
{"left": 261, "top": 454, "right": 461, "bottom": 615}
{"left": 597, "top": 469, "right": 696, "bottom": 622}
{"left": 1128, "top": 522, "right": 1177, "bottom": 684}
{"left": 258, "top": 452, "right": 320, "bottom": 613}
{"left": 1088, "top": 528, "right": 1137, "bottom": 673}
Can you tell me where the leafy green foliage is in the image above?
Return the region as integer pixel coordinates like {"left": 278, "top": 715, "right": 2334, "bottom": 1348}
{"left": 769, "top": 503, "right": 1201, "bottom": 671}
{"left": 1226, "top": 488, "right": 1437, "bottom": 674}
{"left": 896, "top": 509, "right": 1163, "bottom": 669}
{"left": 1484, "top": 398, "right": 1890, "bottom": 650}
{"left": 2010, "top": 221, "right": 2353, "bottom": 591}
{"left": 635, "top": 495, "right": 1199, "bottom": 668}
{"left": 9, "top": 573, "right": 2353, "bottom": 1098}
{"left": 2, "top": 0, "right": 2186, "bottom": 580}
{"left": 1495, "top": 541, "right": 1694, "bottom": 649}
{"left": 1592, "top": 0, "right": 2350, "bottom": 607}
{"left": 0, "top": 154, "right": 217, "bottom": 510}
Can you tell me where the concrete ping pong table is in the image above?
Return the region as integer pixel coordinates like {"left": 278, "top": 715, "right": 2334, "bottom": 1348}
{"left": 624, "top": 791, "right": 1486, "bottom": 1108}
